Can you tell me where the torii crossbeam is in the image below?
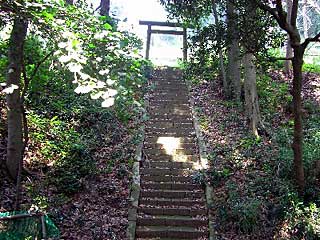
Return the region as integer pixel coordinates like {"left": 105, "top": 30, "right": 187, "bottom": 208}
{"left": 139, "top": 20, "right": 188, "bottom": 61}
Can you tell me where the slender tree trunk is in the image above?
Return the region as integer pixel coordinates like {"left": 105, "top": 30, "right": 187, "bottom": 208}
{"left": 212, "top": 0, "right": 227, "bottom": 93}
{"left": 226, "top": 0, "right": 241, "bottom": 100}
{"left": 292, "top": 46, "right": 305, "bottom": 193}
{"left": 100, "top": 0, "right": 110, "bottom": 16}
{"left": 243, "top": 52, "right": 260, "bottom": 137}
{"left": 6, "top": 18, "right": 28, "bottom": 180}
{"left": 285, "top": 0, "right": 293, "bottom": 75}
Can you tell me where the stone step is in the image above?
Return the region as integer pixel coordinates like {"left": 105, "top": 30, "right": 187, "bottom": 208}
{"left": 148, "top": 111, "right": 192, "bottom": 118}
{"left": 149, "top": 99, "right": 190, "bottom": 105}
{"left": 147, "top": 154, "right": 199, "bottom": 162}
{"left": 145, "top": 135, "right": 197, "bottom": 144}
{"left": 148, "top": 109, "right": 192, "bottom": 116}
{"left": 138, "top": 207, "right": 207, "bottom": 216}
{"left": 136, "top": 226, "right": 208, "bottom": 238}
{"left": 137, "top": 215, "right": 208, "bottom": 227}
{"left": 150, "top": 91, "right": 188, "bottom": 96}
{"left": 142, "top": 161, "right": 194, "bottom": 169}
{"left": 149, "top": 105, "right": 191, "bottom": 111}
{"left": 148, "top": 111, "right": 192, "bottom": 116}
{"left": 141, "top": 182, "right": 202, "bottom": 191}
{"left": 145, "top": 121, "right": 194, "bottom": 128}
{"left": 140, "top": 168, "right": 191, "bottom": 176}
{"left": 151, "top": 79, "right": 185, "bottom": 84}
{"left": 153, "top": 86, "right": 188, "bottom": 91}
{"left": 140, "top": 190, "right": 203, "bottom": 199}
{"left": 144, "top": 148, "right": 196, "bottom": 156}
{"left": 145, "top": 126, "right": 194, "bottom": 131}
{"left": 142, "top": 175, "right": 194, "bottom": 183}
{"left": 144, "top": 143, "right": 196, "bottom": 151}
{"left": 144, "top": 132, "right": 195, "bottom": 139}
{"left": 148, "top": 103, "right": 190, "bottom": 109}
{"left": 152, "top": 90, "right": 189, "bottom": 96}
{"left": 151, "top": 96, "right": 189, "bottom": 101}
{"left": 139, "top": 197, "right": 206, "bottom": 207}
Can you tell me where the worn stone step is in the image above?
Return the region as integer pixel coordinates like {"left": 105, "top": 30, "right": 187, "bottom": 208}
{"left": 140, "top": 190, "right": 203, "bottom": 199}
{"left": 136, "top": 226, "right": 208, "bottom": 238}
{"left": 149, "top": 99, "right": 190, "bottom": 105}
{"left": 147, "top": 154, "right": 199, "bottom": 162}
{"left": 142, "top": 175, "right": 193, "bottom": 183}
{"left": 148, "top": 110, "right": 192, "bottom": 117}
{"left": 138, "top": 207, "right": 207, "bottom": 216}
{"left": 152, "top": 84, "right": 188, "bottom": 89}
{"left": 148, "top": 111, "right": 192, "bottom": 116}
{"left": 152, "top": 91, "right": 189, "bottom": 96}
{"left": 148, "top": 111, "right": 192, "bottom": 118}
{"left": 144, "top": 148, "right": 196, "bottom": 156}
{"left": 140, "top": 168, "right": 191, "bottom": 176}
{"left": 151, "top": 96, "right": 189, "bottom": 101}
{"left": 153, "top": 87, "right": 188, "bottom": 92}
{"left": 146, "top": 126, "right": 194, "bottom": 132}
{"left": 148, "top": 102, "right": 190, "bottom": 107}
{"left": 148, "top": 113, "right": 193, "bottom": 119}
{"left": 144, "top": 133, "right": 195, "bottom": 139}
{"left": 144, "top": 136, "right": 196, "bottom": 143}
{"left": 151, "top": 79, "right": 185, "bottom": 84}
{"left": 149, "top": 105, "right": 191, "bottom": 111}
{"left": 141, "top": 182, "right": 202, "bottom": 191}
{"left": 144, "top": 143, "right": 196, "bottom": 151}
{"left": 139, "top": 197, "right": 206, "bottom": 207}
{"left": 142, "top": 161, "right": 194, "bottom": 169}
{"left": 146, "top": 121, "right": 193, "bottom": 128}
{"left": 137, "top": 215, "right": 208, "bottom": 227}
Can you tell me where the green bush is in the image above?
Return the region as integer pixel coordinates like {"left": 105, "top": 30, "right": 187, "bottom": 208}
{"left": 257, "top": 74, "right": 292, "bottom": 116}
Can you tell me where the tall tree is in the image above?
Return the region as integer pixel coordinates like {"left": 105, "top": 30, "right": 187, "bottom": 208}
{"left": 212, "top": 0, "right": 227, "bottom": 94}
{"left": 257, "top": 0, "right": 320, "bottom": 193}
{"left": 285, "top": 0, "right": 293, "bottom": 75}
{"left": 6, "top": 17, "right": 28, "bottom": 180}
{"left": 241, "top": 2, "right": 261, "bottom": 137}
{"left": 226, "top": 0, "right": 241, "bottom": 100}
{"left": 100, "top": 0, "right": 110, "bottom": 16}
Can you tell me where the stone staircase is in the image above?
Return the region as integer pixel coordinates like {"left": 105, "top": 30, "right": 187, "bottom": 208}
{"left": 135, "top": 68, "right": 209, "bottom": 239}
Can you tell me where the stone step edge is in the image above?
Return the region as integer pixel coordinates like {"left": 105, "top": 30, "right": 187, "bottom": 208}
{"left": 137, "top": 216, "right": 208, "bottom": 227}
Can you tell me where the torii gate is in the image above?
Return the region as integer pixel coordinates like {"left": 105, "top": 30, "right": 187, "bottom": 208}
{"left": 139, "top": 20, "right": 188, "bottom": 62}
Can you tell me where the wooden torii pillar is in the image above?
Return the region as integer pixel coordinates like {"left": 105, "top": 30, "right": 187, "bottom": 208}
{"left": 139, "top": 20, "right": 188, "bottom": 62}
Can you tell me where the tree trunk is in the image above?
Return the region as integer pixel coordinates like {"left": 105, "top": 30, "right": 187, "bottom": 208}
{"left": 226, "top": 0, "right": 241, "bottom": 100}
{"left": 285, "top": 0, "right": 293, "bottom": 75}
{"left": 243, "top": 52, "right": 260, "bottom": 137}
{"left": 212, "top": 0, "right": 227, "bottom": 93}
{"left": 100, "top": 0, "right": 110, "bottom": 16}
{"left": 292, "top": 46, "right": 305, "bottom": 193}
{"left": 6, "top": 17, "right": 28, "bottom": 180}
{"left": 302, "top": 0, "right": 309, "bottom": 39}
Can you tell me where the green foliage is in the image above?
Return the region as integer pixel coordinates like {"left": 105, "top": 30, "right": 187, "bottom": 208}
{"left": 257, "top": 74, "right": 292, "bottom": 117}
{"left": 49, "top": 143, "right": 94, "bottom": 194}
{"left": 275, "top": 115, "right": 320, "bottom": 186}
{"left": 303, "top": 61, "right": 320, "bottom": 73}
{"left": 0, "top": 0, "right": 150, "bottom": 195}
{"left": 217, "top": 182, "right": 262, "bottom": 233}
{"left": 285, "top": 200, "right": 320, "bottom": 239}
{"left": 207, "top": 167, "right": 231, "bottom": 186}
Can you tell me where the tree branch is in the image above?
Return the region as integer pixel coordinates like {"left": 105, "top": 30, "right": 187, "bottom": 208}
{"left": 302, "top": 32, "right": 320, "bottom": 49}
{"left": 28, "top": 50, "right": 55, "bottom": 84}
{"left": 255, "top": 2, "right": 280, "bottom": 22}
